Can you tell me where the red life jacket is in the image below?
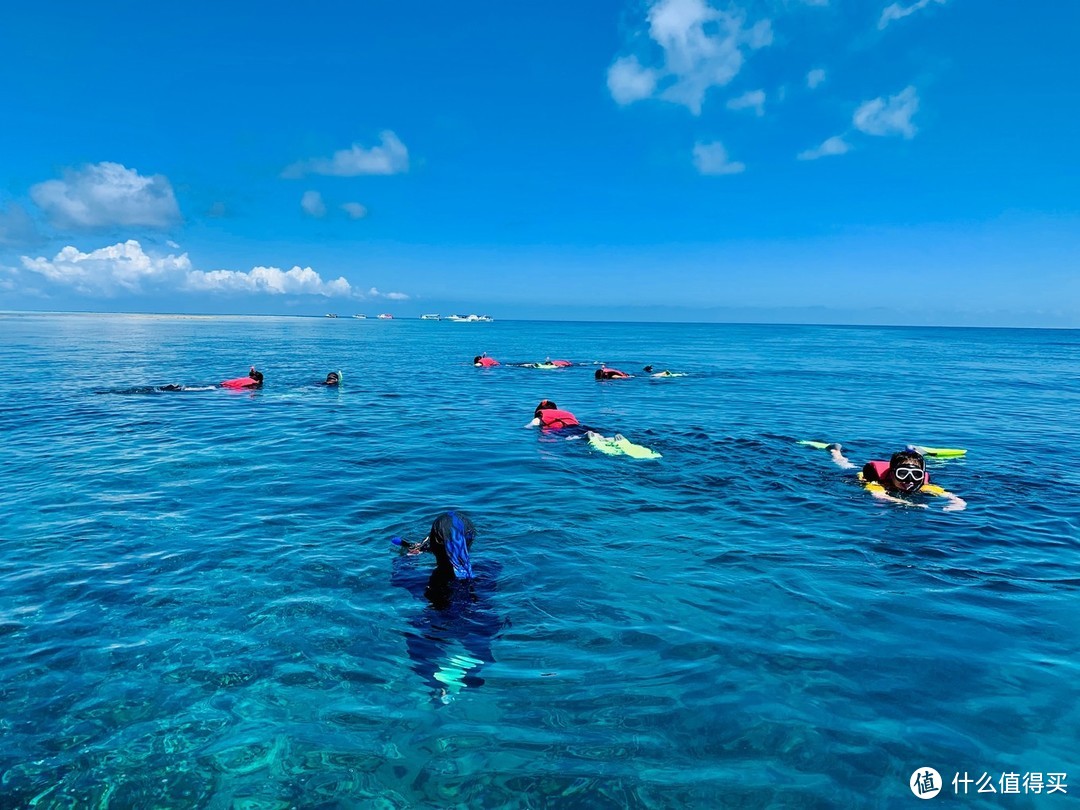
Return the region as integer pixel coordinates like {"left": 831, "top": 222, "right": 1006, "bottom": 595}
{"left": 551, "top": 360, "right": 572, "bottom": 367}
{"left": 540, "top": 409, "right": 579, "bottom": 429}
{"left": 476, "top": 357, "right": 499, "bottom": 367}
{"left": 865, "top": 460, "right": 931, "bottom": 486}
{"left": 601, "top": 367, "right": 630, "bottom": 378}
{"left": 221, "top": 376, "right": 258, "bottom": 389}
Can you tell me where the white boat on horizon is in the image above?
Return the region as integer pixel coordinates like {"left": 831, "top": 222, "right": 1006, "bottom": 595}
{"left": 352, "top": 314, "right": 367, "bottom": 319}
{"left": 377, "top": 313, "right": 394, "bottom": 320}
{"left": 449, "top": 314, "right": 494, "bottom": 322}
{"left": 325, "top": 313, "right": 339, "bottom": 318}
{"left": 420, "top": 314, "right": 440, "bottom": 320}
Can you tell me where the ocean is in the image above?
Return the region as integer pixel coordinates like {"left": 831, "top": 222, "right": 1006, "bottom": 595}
{"left": 1, "top": 313, "right": 1077, "bottom": 808}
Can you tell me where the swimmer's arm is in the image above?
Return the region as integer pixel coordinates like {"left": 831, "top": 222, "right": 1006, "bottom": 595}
{"left": 922, "top": 484, "right": 967, "bottom": 512}
{"left": 525, "top": 418, "right": 539, "bottom": 428}
{"left": 828, "top": 443, "right": 856, "bottom": 470}
{"left": 398, "top": 535, "right": 430, "bottom": 555}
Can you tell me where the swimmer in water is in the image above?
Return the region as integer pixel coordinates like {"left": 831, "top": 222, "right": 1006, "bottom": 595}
{"left": 322, "top": 371, "right": 341, "bottom": 386}
{"left": 221, "top": 366, "right": 263, "bottom": 389}
{"left": 526, "top": 399, "right": 588, "bottom": 433}
{"left": 827, "top": 445, "right": 966, "bottom": 511}
{"left": 595, "top": 367, "right": 631, "bottom": 380}
{"left": 391, "top": 511, "right": 501, "bottom": 701}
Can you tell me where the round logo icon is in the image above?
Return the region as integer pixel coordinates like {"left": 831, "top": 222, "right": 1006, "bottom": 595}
{"left": 910, "top": 768, "right": 942, "bottom": 799}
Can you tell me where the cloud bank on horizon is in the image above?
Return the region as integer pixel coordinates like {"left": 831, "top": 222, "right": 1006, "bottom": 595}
{"left": 14, "top": 239, "right": 407, "bottom": 301}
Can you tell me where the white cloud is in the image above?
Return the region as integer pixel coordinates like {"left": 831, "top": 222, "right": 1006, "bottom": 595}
{"left": 607, "top": 56, "right": 659, "bottom": 105}
{"left": 853, "top": 85, "right": 919, "bottom": 138}
{"left": 806, "top": 68, "right": 826, "bottom": 89}
{"left": 21, "top": 240, "right": 192, "bottom": 295}
{"left": 368, "top": 286, "right": 410, "bottom": 301}
{"left": 693, "top": 141, "right": 746, "bottom": 175}
{"left": 879, "top": 0, "right": 946, "bottom": 29}
{"left": 0, "top": 204, "right": 40, "bottom": 246}
{"left": 607, "top": 0, "right": 773, "bottom": 115}
{"left": 30, "top": 162, "right": 180, "bottom": 229}
{"left": 726, "top": 89, "right": 765, "bottom": 116}
{"left": 301, "top": 190, "right": 326, "bottom": 218}
{"left": 342, "top": 202, "right": 368, "bottom": 220}
{"left": 797, "top": 135, "right": 852, "bottom": 160}
{"left": 17, "top": 239, "right": 397, "bottom": 300}
{"left": 166, "top": 240, "right": 180, "bottom": 249}
{"left": 187, "top": 265, "right": 352, "bottom": 297}
{"left": 283, "top": 131, "right": 409, "bottom": 178}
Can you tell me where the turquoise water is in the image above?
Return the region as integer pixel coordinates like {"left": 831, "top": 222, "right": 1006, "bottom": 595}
{"left": 1, "top": 313, "right": 1077, "bottom": 808}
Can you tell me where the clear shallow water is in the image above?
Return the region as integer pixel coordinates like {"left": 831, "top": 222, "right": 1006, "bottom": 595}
{"left": 1, "top": 313, "right": 1078, "bottom": 808}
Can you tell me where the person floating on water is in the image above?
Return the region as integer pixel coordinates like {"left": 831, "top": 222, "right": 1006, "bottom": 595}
{"left": 519, "top": 357, "right": 573, "bottom": 369}
{"left": 595, "top": 366, "right": 631, "bottom": 380}
{"left": 527, "top": 400, "right": 661, "bottom": 458}
{"left": 221, "top": 366, "right": 263, "bottom": 389}
{"left": 321, "top": 371, "right": 342, "bottom": 386}
{"left": 391, "top": 511, "right": 501, "bottom": 701}
{"left": 473, "top": 353, "right": 499, "bottom": 367}
{"left": 815, "top": 443, "right": 966, "bottom": 511}
{"left": 99, "top": 366, "right": 262, "bottom": 394}
{"left": 527, "top": 399, "right": 585, "bottom": 432}
{"left": 643, "top": 365, "right": 684, "bottom": 377}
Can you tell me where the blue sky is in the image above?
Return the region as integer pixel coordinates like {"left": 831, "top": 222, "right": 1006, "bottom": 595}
{"left": 1, "top": 0, "right": 1077, "bottom": 325}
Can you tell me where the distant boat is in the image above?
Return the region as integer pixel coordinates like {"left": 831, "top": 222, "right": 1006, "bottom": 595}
{"left": 478, "top": 315, "right": 494, "bottom": 322}
{"left": 377, "top": 313, "right": 394, "bottom": 320}
{"left": 447, "top": 314, "right": 467, "bottom": 322}
{"left": 352, "top": 314, "right": 367, "bottom": 319}
{"left": 325, "top": 313, "right": 339, "bottom": 318}
{"left": 420, "top": 314, "right": 440, "bottom": 320}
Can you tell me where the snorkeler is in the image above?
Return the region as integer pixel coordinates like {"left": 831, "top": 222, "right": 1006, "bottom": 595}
{"left": 98, "top": 366, "right": 261, "bottom": 394}
{"left": 395, "top": 511, "right": 477, "bottom": 578}
{"left": 518, "top": 357, "right": 573, "bottom": 369}
{"left": 526, "top": 400, "right": 583, "bottom": 431}
{"left": 321, "top": 371, "right": 342, "bottom": 386}
{"left": 221, "top": 366, "right": 263, "bottom": 389}
{"left": 473, "top": 354, "right": 500, "bottom": 367}
{"left": 527, "top": 400, "right": 661, "bottom": 458}
{"left": 643, "top": 365, "right": 684, "bottom": 377}
{"left": 819, "top": 444, "right": 966, "bottom": 511}
{"left": 391, "top": 511, "right": 500, "bottom": 700}
{"left": 595, "top": 367, "right": 631, "bottom": 380}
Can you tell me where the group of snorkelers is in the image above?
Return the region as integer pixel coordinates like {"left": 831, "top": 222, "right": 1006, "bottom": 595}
{"left": 473, "top": 353, "right": 681, "bottom": 379}
{"left": 111, "top": 352, "right": 970, "bottom": 701}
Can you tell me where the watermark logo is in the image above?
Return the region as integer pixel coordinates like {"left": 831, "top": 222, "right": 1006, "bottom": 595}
{"left": 907, "top": 768, "right": 1068, "bottom": 799}
{"left": 911, "top": 768, "right": 943, "bottom": 799}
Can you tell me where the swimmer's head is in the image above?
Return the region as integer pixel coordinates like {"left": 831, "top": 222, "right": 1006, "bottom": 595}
{"left": 325, "top": 371, "right": 340, "bottom": 385}
{"left": 888, "top": 449, "right": 926, "bottom": 493}
{"left": 534, "top": 399, "right": 556, "bottom": 418}
{"left": 250, "top": 370, "right": 264, "bottom": 384}
{"left": 594, "top": 369, "right": 604, "bottom": 380}
{"left": 473, "top": 356, "right": 482, "bottom": 365}
{"left": 429, "top": 510, "right": 474, "bottom": 579}
{"left": 643, "top": 365, "right": 654, "bottom": 373}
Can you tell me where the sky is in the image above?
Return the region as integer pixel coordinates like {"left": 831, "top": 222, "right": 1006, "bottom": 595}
{"left": 1, "top": 0, "right": 1078, "bottom": 325}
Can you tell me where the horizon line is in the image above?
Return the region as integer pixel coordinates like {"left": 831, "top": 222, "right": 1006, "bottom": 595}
{"left": 1, "top": 308, "right": 1077, "bottom": 332}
